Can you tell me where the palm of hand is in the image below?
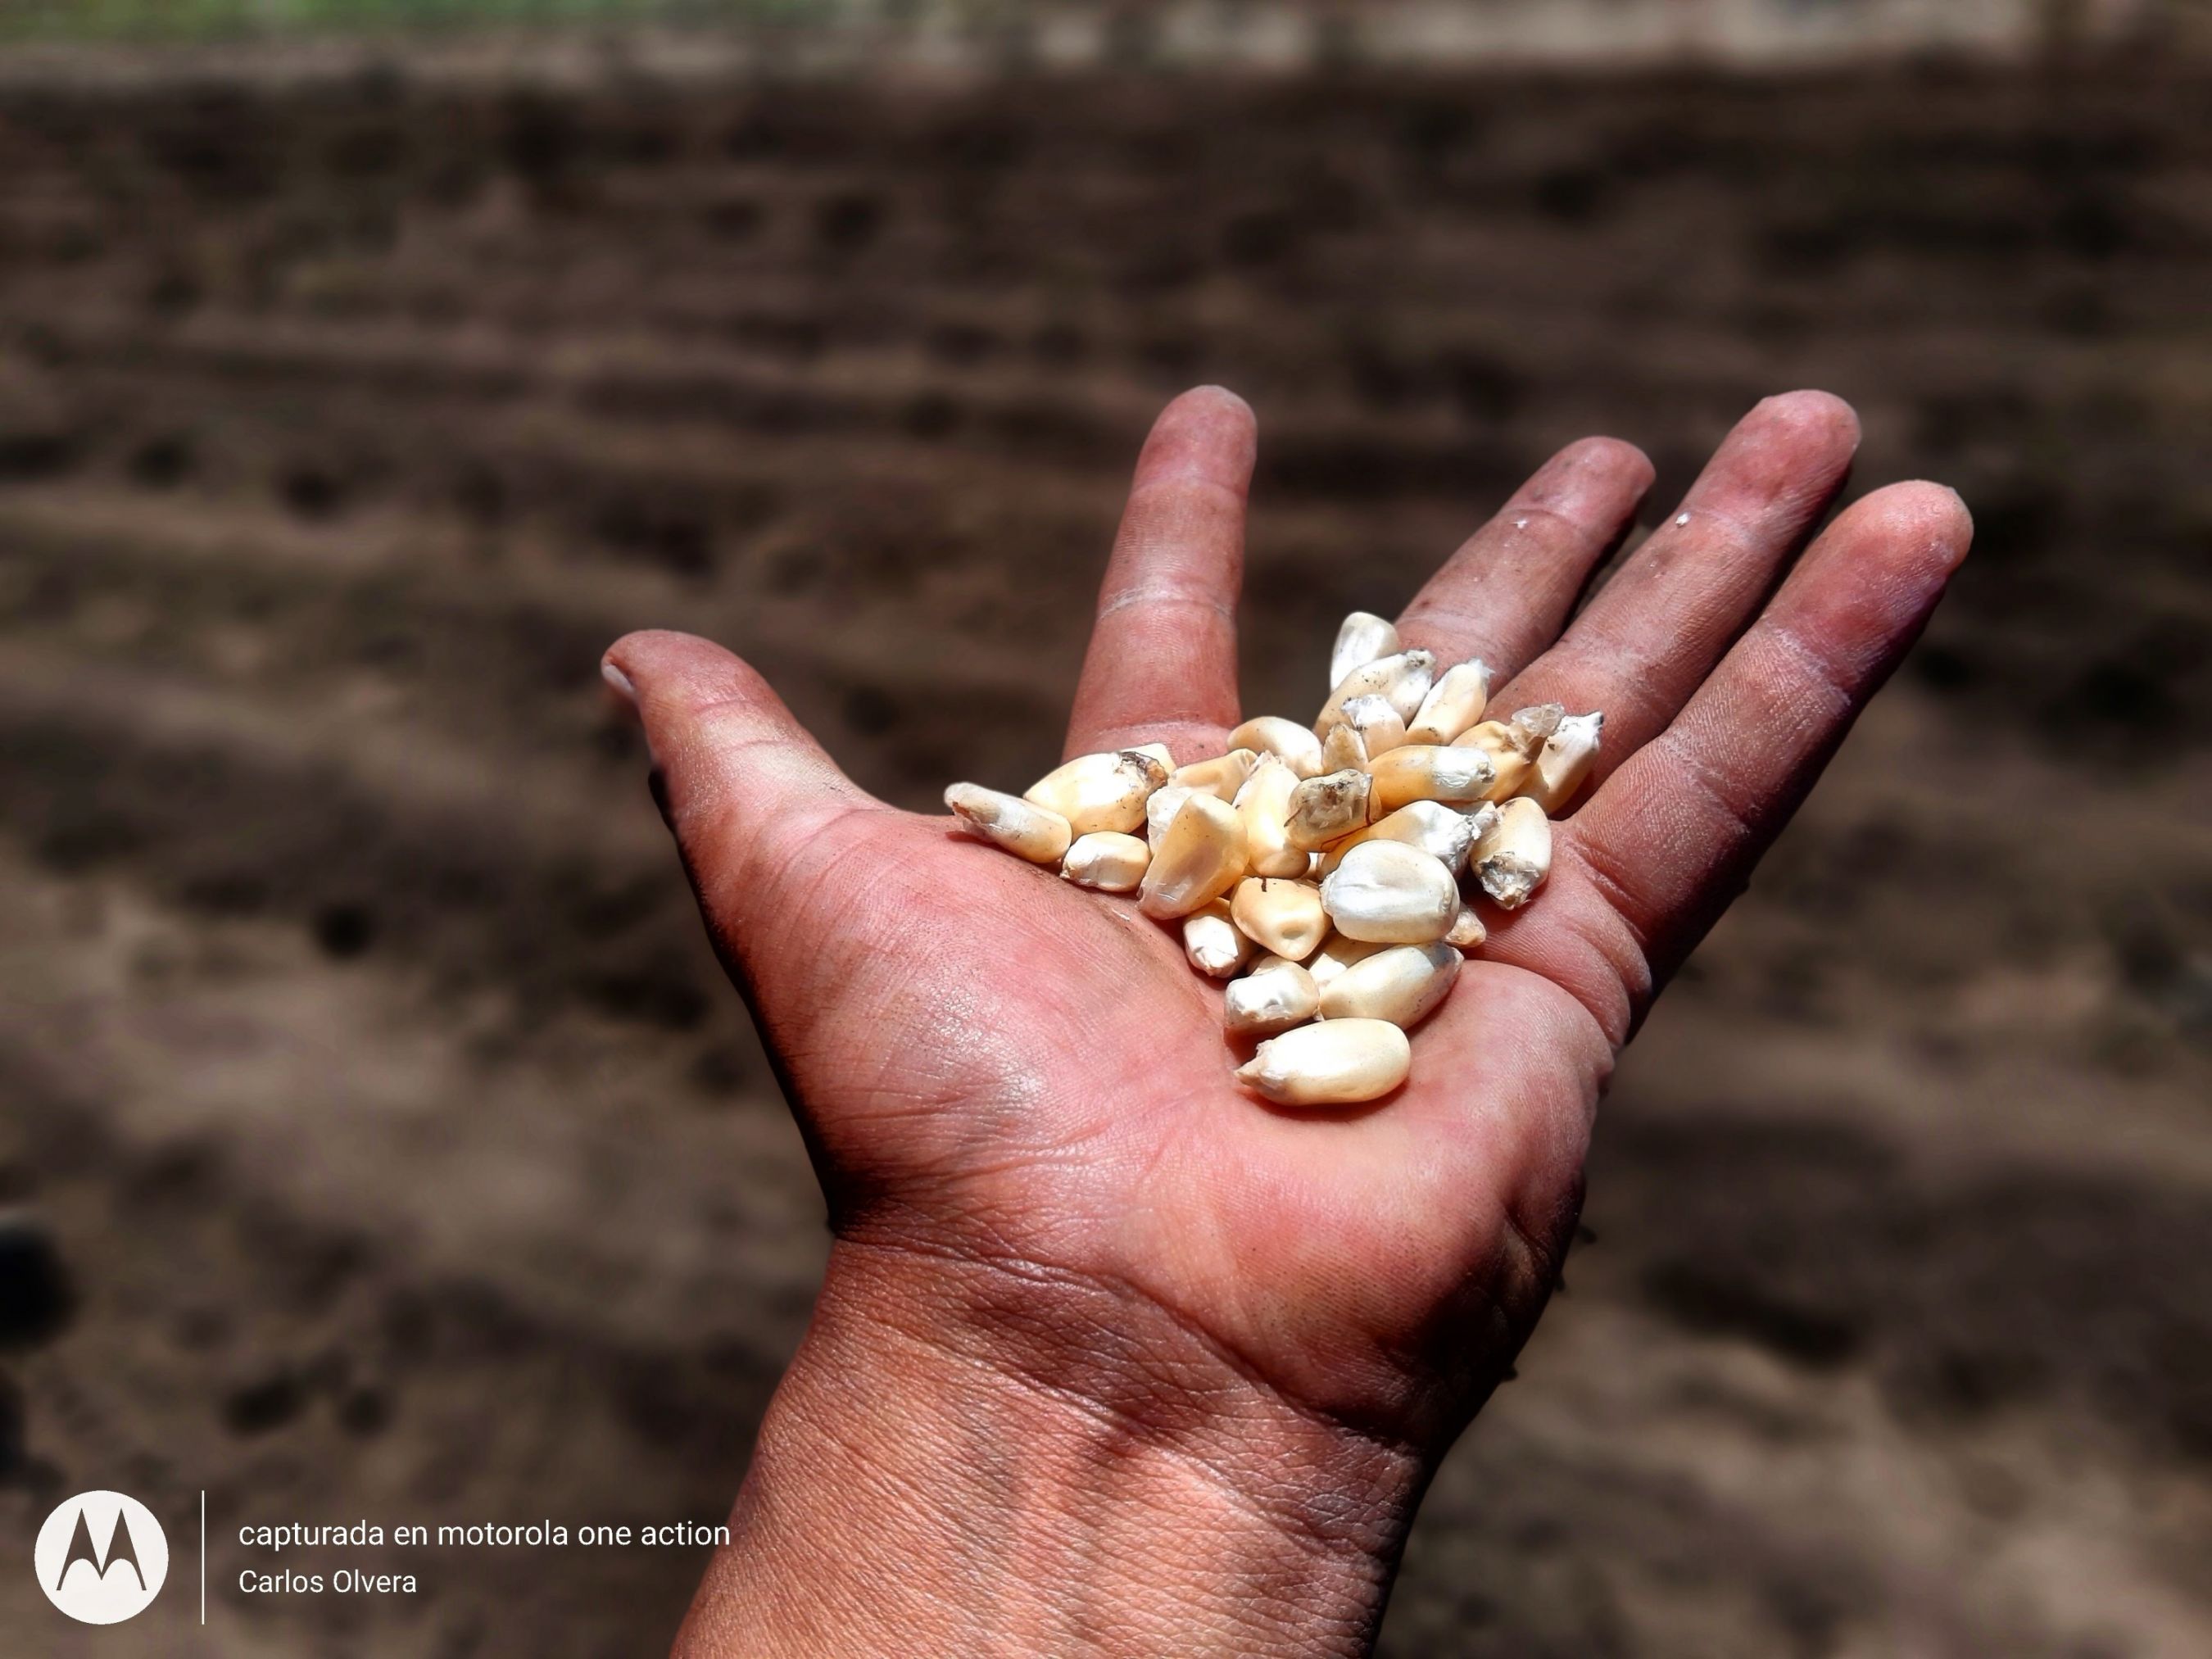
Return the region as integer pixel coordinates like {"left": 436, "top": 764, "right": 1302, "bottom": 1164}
{"left": 610, "top": 386, "right": 1969, "bottom": 1454}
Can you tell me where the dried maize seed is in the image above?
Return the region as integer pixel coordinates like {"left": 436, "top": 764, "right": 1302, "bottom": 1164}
{"left": 1224, "top": 959, "right": 1320, "bottom": 1037}
{"left": 1320, "top": 722, "right": 1368, "bottom": 774}
{"left": 1318, "top": 800, "right": 1478, "bottom": 877}
{"left": 1182, "top": 898, "right": 1254, "bottom": 978}
{"left": 1061, "top": 832, "right": 1150, "bottom": 892}
{"left": 1472, "top": 797, "right": 1552, "bottom": 909}
{"left": 1320, "top": 840, "right": 1459, "bottom": 943}
{"left": 1317, "top": 650, "right": 1435, "bottom": 733}
{"left": 1285, "top": 768, "right": 1373, "bottom": 851}
{"left": 1169, "top": 749, "right": 1261, "bottom": 803}
{"left": 1317, "top": 941, "right": 1461, "bottom": 1028}
{"left": 1025, "top": 748, "right": 1170, "bottom": 836}
{"left": 1304, "top": 931, "right": 1390, "bottom": 988}
{"left": 1461, "top": 719, "right": 1535, "bottom": 762}
{"left": 1234, "top": 757, "right": 1309, "bottom": 878}
{"left": 1330, "top": 611, "right": 1400, "bottom": 690}
{"left": 1457, "top": 723, "right": 1536, "bottom": 800}
{"left": 1367, "top": 744, "right": 1499, "bottom": 813}
{"left": 1227, "top": 717, "right": 1326, "bottom": 780}
{"left": 1236, "top": 1018, "right": 1410, "bottom": 1107}
{"left": 1140, "top": 793, "right": 1250, "bottom": 920}
{"left": 1507, "top": 703, "right": 1566, "bottom": 753}
{"left": 945, "top": 783, "right": 1073, "bottom": 864}
{"left": 1444, "top": 903, "right": 1487, "bottom": 949}
{"left": 1406, "top": 660, "right": 1493, "bottom": 746}
{"left": 1231, "top": 877, "right": 1329, "bottom": 961}
{"left": 1146, "top": 783, "right": 1196, "bottom": 852}
{"left": 1481, "top": 752, "right": 1534, "bottom": 802}
{"left": 1337, "top": 693, "right": 1407, "bottom": 758}
{"left": 1519, "top": 711, "right": 1602, "bottom": 814}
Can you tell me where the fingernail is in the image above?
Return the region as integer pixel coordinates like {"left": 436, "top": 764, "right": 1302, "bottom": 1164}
{"left": 601, "top": 660, "right": 637, "bottom": 713}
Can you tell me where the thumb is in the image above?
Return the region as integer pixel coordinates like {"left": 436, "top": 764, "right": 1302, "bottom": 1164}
{"left": 602, "top": 629, "right": 874, "bottom": 949}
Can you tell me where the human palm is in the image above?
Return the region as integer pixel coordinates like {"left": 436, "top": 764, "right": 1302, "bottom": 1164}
{"left": 606, "top": 386, "right": 1969, "bottom": 1462}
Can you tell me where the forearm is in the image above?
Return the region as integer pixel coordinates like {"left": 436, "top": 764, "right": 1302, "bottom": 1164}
{"left": 675, "top": 1240, "right": 1429, "bottom": 1658}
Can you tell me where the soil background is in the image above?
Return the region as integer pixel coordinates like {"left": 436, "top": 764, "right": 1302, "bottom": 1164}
{"left": 0, "top": 41, "right": 2207, "bottom": 1657}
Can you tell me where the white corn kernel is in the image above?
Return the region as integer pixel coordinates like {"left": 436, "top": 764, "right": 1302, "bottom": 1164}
{"left": 945, "top": 783, "right": 1072, "bottom": 864}
{"left": 1336, "top": 693, "right": 1407, "bottom": 758}
{"left": 1182, "top": 899, "right": 1254, "bottom": 978}
{"left": 1519, "top": 711, "right": 1603, "bottom": 814}
{"left": 1236, "top": 1018, "right": 1411, "bottom": 1107}
{"left": 1285, "top": 768, "right": 1372, "bottom": 850}
{"left": 1317, "top": 941, "right": 1461, "bottom": 1028}
{"left": 1367, "top": 744, "right": 1498, "bottom": 813}
{"left": 1457, "top": 720, "right": 1511, "bottom": 758}
{"left": 1484, "top": 755, "right": 1534, "bottom": 802}
{"left": 1457, "top": 721, "right": 1535, "bottom": 800}
{"left": 1466, "top": 717, "right": 1543, "bottom": 758}
{"left": 1320, "top": 722, "right": 1368, "bottom": 774}
{"left": 1508, "top": 703, "right": 1566, "bottom": 752}
{"left": 1145, "top": 783, "right": 1195, "bottom": 852}
{"left": 1444, "top": 903, "right": 1487, "bottom": 949}
{"left": 1169, "top": 749, "right": 1261, "bottom": 803}
{"left": 1319, "top": 840, "right": 1459, "bottom": 943}
{"left": 1140, "top": 793, "right": 1250, "bottom": 919}
{"left": 1318, "top": 800, "right": 1478, "bottom": 877}
{"left": 1330, "top": 611, "right": 1400, "bottom": 690}
{"left": 1061, "top": 831, "right": 1150, "bottom": 892}
{"left": 1379, "top": 650, "right": 1438, "bottom": 723}
{"left": 1235, "top": 758, "right": 1309, "bottom": 878}
{"left": 1227, "top": 717, "right": 1326, "bottom": 780}
{"left": 1317, "top": 650, "right": 1435, "bottom": 732}
{"left": 1025, "top": 748, "right": 1170, "bottom": 836}
{"left": 1231, "top": 877, "right": 1329, "bottom": 961}
{"left": 1472, "top": 796, "right": 1552, "bottom": 909}
{"left": 1305, "top": 931, "right": 1389, "bottom": 988}
{"left": 1224, "top": 959, "right": 1320, "bottom": 1037}
{"left": 1405, "top": 660, "right": 1493, "bottom": 746}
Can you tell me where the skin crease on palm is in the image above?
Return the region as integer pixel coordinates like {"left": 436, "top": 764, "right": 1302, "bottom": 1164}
{"left": 603, "top": 386, "right": 1973, "bottom": 1655}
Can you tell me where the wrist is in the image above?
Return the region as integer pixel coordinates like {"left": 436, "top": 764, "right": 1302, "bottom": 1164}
{"left": 676, "top": 1237, "right": 1429, "bottom": 1657}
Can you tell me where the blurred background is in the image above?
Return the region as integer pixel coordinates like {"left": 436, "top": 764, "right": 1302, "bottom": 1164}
{"left": 0, "top": 1, "right": 2207, "bottom": 1653}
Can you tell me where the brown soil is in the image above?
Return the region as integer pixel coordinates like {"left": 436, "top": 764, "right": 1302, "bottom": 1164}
{"left": 0, "top": 53, "right": 2206, "bottom": 1657}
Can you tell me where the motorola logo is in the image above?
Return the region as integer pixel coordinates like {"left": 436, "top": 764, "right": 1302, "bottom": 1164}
{"left": 34, "top": 1491, "right": 169, "bottom": 1625}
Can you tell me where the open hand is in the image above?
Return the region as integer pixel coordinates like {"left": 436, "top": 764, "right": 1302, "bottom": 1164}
{"left": 605, "top": 387, "right": 1969, "bottom": 1657}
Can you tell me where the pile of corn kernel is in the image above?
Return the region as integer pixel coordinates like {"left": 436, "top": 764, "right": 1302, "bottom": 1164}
{"left": 945, "top": 613, "right": 1600, "bottom": 1106}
